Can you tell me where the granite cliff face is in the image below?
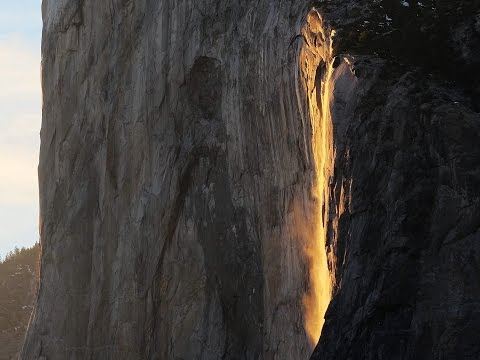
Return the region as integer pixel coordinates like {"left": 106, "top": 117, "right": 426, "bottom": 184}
{"left": 24, "top": 0, "right": 480, "bottom": 359}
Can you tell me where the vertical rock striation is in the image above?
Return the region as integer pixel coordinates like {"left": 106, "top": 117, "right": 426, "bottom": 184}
{"left": 297, "top": 10, "right": 336, "bottom": 346}
{"left": 25, "top": 0, "right": 480, "bottom": 359}
{"left": 25, "top": 1, "right": 322, "bottom": 359}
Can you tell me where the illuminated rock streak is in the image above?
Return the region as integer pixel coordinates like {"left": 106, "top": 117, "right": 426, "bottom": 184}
{"left": 299, "top": 9, "right": 336, "bottom": 347}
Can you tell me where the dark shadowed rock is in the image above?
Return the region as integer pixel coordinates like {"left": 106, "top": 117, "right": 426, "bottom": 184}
{"left": 311, "top": 1, "right": 480, "bottom": 359}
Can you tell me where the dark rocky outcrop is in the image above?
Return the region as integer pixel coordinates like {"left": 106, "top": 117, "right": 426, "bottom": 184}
{"left": 314, "top": 59, "right": 480, "bottom": 360}
{"left": 311, "top": 1, "right": 480, "bottom": 359}
{"left": 24, "top": 0, "right": 480, "bottom": 359}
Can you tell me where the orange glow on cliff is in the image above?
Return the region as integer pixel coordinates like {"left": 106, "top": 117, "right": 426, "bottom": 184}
{"left": 299, "top": 10, "right": 336, "bottom": 347}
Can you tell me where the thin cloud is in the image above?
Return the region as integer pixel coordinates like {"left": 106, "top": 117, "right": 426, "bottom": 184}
{"left": 0, "top": 36, "right": 41, "bottom": 98}
{"left": 0, "top": 148, "right": 38, "bottom": 206}
{"left": 0, "top": 2, "right": 42, "bottom": 37}
{"left": 0, "top": 34, "right": 41, "bottom": 255}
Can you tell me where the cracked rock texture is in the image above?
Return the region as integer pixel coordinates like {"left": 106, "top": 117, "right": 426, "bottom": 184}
{"left": 24, "top": 0, "right": 480, "bottom": 359}
{"left": 24, "top": 0, "right": 319, "bottom": 359}
{"left": 313, "top": 0, "right": 480, "bottom": 359}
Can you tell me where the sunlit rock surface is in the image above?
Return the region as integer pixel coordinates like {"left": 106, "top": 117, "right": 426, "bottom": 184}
{"left": 25, "top": 1, "right": 319, "bottom": 359}
{"left": 24, "top": 0, "right": 480, "bottom": 359}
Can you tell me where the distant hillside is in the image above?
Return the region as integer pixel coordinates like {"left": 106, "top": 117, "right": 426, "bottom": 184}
{"left": 0, "top": 244, "right": 40, "bottom": 360}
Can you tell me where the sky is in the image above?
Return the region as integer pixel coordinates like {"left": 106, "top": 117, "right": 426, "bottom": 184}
{"left": 0, "top": 1, "right": 42, "bottom": 258}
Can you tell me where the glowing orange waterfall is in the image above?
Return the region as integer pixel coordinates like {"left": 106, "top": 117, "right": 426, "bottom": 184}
{"left": 299, "top": 9, "right": 336, "bottom": 347}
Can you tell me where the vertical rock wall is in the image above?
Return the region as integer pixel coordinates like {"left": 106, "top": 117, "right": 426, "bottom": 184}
{"left": 297, "top": 10, "right": 336, "bottom": 346}
{"left": 312, "top": 1, "right": 480, "bottom": 359}
{"left": 25, "top": 1, "right": 322, "bottom": 359}
{"left": 24, "top": 0, "right": 480, "bottom": 359}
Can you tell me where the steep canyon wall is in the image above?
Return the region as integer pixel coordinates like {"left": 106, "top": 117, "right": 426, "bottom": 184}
{"left": 24, "top": 0, "right": 480, "bottom": 359}
{"left": 25, "top": 1, "right": 323, "bottom": 359}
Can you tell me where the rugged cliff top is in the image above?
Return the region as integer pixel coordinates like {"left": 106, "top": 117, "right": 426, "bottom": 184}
{"left": 318, "top": 0, "right": 480, "bottom": 109}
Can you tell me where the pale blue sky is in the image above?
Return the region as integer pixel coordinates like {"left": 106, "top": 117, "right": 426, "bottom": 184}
{"left": 0, "top": 1, "right": 42, "bottom": 258}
